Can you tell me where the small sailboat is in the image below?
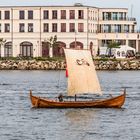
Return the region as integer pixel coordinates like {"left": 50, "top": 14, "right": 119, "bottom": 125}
{"left": 30, "top": 49, "right": 126, "bottom": 108}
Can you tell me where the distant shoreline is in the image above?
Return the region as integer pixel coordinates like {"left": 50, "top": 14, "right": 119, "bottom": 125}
{"left": 0, "top": 58, "right": 140, "bottom": 70}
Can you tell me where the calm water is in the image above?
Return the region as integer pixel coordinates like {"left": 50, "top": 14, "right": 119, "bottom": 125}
{"left": 0, "top": 70, "right": 140, "bottom": 140}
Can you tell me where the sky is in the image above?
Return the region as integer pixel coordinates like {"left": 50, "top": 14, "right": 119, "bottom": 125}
{"left": 0, "top": 0, "right": 139, "bottom": 27}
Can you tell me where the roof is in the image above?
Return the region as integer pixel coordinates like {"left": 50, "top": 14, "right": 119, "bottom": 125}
{"left": 0, "top": 4, "right": 127, "bottom": 10}
{"left": 0, "top": 5, "right": 97, "bottom": 9}
{"left": 116, "top": 45, "right": 136, "bottom": 51}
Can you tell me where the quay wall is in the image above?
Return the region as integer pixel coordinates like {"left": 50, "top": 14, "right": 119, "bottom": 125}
{"left": 0, "top": 59, "right": 140, "bottom": 70}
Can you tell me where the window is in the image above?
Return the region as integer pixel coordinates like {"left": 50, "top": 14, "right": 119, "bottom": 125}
{"left": 0, "top": 24, "right": 1, "bottom": 32}
{"left": 0, "top": 11, "right": 1, "bottom": 20}
{"left": 69, "top": 23, "right": 75, "bottom": 32}
{"left": 28, "top": 11, "right": 33, "bottom": 19}
{"left": 61, "top": 23, "right": 66, "bottom": 32}
{"left": 43, "top": 10, "right": 49, "bottom": 19}
{"left": 78, "top": 10, "right": 84, "bottom": 19}
{"left": 103, "top": 12, "right": 105, "bottom": 20}
{"left": 61, "top": 10, "right": 66, "bottom": 19}
{"left": 4, "top": 42, "right": 12, "bottom": 57}
{"left": 5, "top": 24, "right": 10, "bottom": 32}
{"left": 106, "top": 12, "right": 111, "bottom": 20}
{"left": 28, "top": 23, "right": 33, "bottom": 32}
{"left": 19, "top": 11, "right": 25, "bottom": 19}
{"left": 5, "top": 11, "right": 10, "bottom": 20}
{"left": 124, "top": 25, "right": 129, "bottom": 33}
{"left": 43, "top": 23, "right": 49, "bottom": 32}
{"left": 115, "top": 25, "right": 121, "bottom": 33}
{"left": 52, "top": 23, "right": 57, "bottom": 32}
{"left": 20, "top": 42, "right": 33, "bottom": 57}
{"left": 112, "top": 12, "right": 118, "bottom": 20}
{"left": 52, "top": 10, "right": 57, "bottom": 19}
{"left": 70, "top": 10, "right": 75, "bottom": 19}
{"left": 104, "top": 24, "right": 111, "bottom": 33}
{"left": 78, "top": 23, "right": 84, "bottom": 32}
{"left": 19, "top": 23, "right": 25, "bottom": 32}
{"left": 118, "top": 12, "right": 124, "bottom": 20}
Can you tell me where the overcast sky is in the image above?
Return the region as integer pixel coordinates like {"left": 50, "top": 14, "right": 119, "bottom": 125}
{"left": 0, "top": 0, "right": 139, "bottom": 27}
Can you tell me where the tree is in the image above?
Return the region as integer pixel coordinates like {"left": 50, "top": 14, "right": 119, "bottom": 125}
{"left": 47, "top": 35, "right": 57, "bottom": 58}
{"left": 107, "top": 41, "right": 120, "bottom": 57}
{"left": 97, "top": 47, "right": 100, "bottom": 56}
{"left": 0, "top": 38, "right": 6, "bottom": 57}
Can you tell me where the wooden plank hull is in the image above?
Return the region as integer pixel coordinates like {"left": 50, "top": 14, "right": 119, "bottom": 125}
{"left": 30, "top": 91, "right": 126, "bottom": 108}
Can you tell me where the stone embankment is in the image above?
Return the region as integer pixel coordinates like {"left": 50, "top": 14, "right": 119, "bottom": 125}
{"left": 0, "top": 60, "right": 66, "bottom": 70}
{"left": 0, "top": 59, "right": 140, "bottom": 70}
{"left": 95, "top": 59, "right": 140, "bottom": 70}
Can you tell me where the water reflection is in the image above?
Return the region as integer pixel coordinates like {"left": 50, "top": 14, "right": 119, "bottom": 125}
{"left": 65, "top": 109, "right": 97, "bottom": 124}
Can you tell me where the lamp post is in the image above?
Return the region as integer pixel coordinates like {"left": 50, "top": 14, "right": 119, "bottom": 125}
{"left": 35, "top": 45, "right": 37, "bottom": 57}
{"left": 75, "top": 30, "right": 77, "bottom": 48}
{"left": 37, "top": 41, "right": 39, "bottom": 57}
{"left": 15, "top": 45, "right": 17, "bottom": 57}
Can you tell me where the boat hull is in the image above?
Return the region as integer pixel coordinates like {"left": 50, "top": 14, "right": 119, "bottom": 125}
{"left": 30, "top": 91, "right": 126, "bottom": 108}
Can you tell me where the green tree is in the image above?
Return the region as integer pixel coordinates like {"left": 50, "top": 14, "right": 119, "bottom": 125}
{"left": 0, "top": 38, "right": 6, "bottom": 57}
{"left": 47, "top": 35, "right": 57, "bottom": 58}
{"left": 97, "top": 47, "right": 100, "bottom": 56}
{"left": 107, "top": 41, "right": 120, "bottom": 57}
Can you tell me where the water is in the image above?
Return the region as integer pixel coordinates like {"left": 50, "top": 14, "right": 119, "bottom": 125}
{"left": 0, "top": 70, "right": 140, "bottom": 140}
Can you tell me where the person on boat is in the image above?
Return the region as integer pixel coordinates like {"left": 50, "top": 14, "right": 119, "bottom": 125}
{"left": 58, "top": 94, "right": 63, "bottom": 102}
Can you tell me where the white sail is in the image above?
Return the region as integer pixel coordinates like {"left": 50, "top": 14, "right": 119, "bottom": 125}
{"left": 64, "top": 49, "right": 102, "bottom": 96}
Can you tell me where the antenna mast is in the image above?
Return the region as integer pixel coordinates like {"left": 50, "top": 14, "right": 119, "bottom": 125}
{"left": 131, "top": 4, "right": 133, "bottom": 18}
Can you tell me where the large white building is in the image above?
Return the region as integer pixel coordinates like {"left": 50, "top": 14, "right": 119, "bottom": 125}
{"left": 0, "top": 3, "right": 139, "bottom": 57}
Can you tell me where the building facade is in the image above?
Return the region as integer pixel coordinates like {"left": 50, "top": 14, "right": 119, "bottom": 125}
{"left": 0, "top": 4, "right": 139, "bottom": 57}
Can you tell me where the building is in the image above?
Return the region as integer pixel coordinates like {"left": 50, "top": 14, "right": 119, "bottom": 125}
{"left": 0, "top": 3, "right": 139, "bottom": 57}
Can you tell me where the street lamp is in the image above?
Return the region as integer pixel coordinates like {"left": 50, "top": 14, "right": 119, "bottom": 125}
{"left": 75, "top": 30, "right": 77, "bottom": 48}
{"left": 37, "top": 40, "right": 39, "bottom": 57}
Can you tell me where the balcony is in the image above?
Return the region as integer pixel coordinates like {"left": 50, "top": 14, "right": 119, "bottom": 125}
{"left": 98, "top": 30, "right": 140, "bottom": 33}
{"left": 101, "top": 17, "right": 136, "bottom": 21}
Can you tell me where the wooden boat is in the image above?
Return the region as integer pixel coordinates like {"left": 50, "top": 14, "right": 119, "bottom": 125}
{"left": 30, "top": 49, "right": 126, "bottom": 108}
{"left": 30, "top": 90, "right": 126, "bottom": 108}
